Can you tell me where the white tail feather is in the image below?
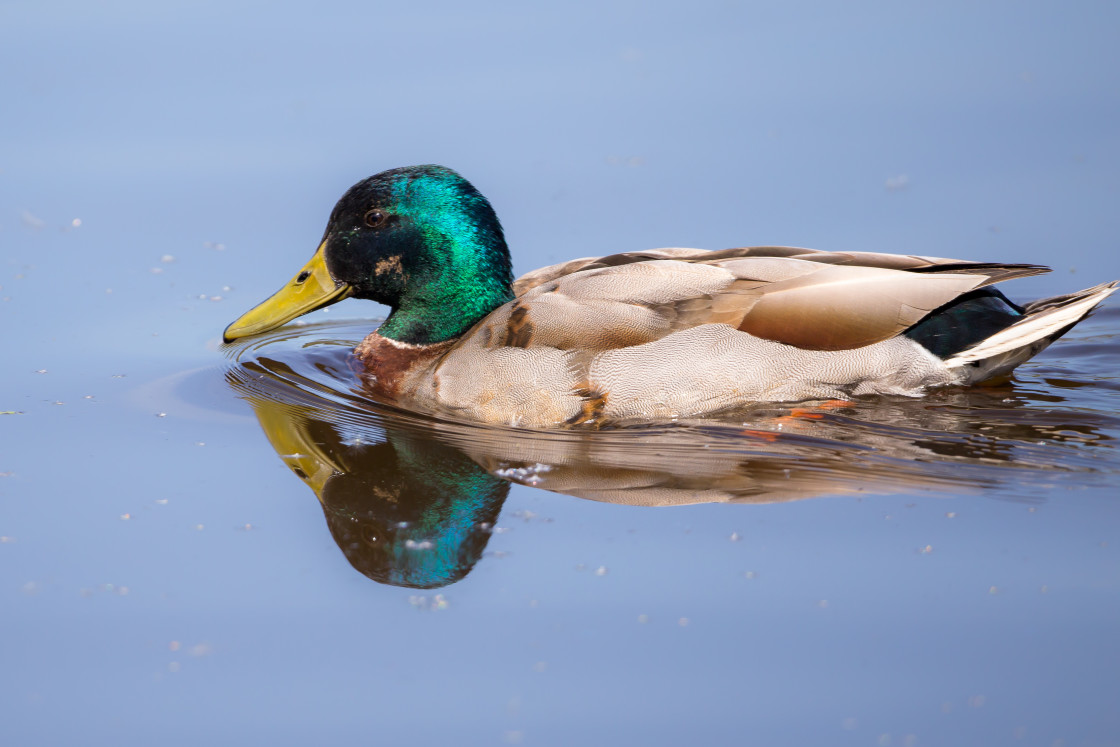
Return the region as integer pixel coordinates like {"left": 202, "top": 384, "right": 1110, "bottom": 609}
{"left": 945, "top": 281, "right": 1117, "bottom": 384}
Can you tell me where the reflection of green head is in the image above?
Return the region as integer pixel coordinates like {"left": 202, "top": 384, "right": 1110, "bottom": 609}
{"left": 232, "top": 357, "right": 511, "bottom": 590}
{"left": 318, "top": 433, "right": 509, "bottom": 589}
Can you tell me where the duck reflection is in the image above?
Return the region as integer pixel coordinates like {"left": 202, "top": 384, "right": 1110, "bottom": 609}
{"left": 224, "top": 328, "right": 1116, "bottom": 589}
{"left": 240, "top": 372, "right": 508, "bottom": 589}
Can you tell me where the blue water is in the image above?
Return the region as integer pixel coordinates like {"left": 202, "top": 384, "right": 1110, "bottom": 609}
{"left": 3, "top": 2, "right": 1120, "bottom": 745}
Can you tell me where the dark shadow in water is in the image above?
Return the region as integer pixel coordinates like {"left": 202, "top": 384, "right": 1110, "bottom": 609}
{"left": 219, "top": 321, "right": 1120, "bottom": 589}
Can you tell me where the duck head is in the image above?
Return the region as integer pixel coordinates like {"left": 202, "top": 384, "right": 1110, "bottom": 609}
{"left": 223, "top": 165, "right": 514, "bottom": 345}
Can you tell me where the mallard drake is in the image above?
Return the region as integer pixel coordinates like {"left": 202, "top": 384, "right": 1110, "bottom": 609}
{"left": 224, "top": 165, "right": 1117, "bottom": 428}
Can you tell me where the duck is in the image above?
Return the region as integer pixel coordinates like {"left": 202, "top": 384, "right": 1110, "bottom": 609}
{"left": 223, "top": 165, "right": 1117, "bottom": 428}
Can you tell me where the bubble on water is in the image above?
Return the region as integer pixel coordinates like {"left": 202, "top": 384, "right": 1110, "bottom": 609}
{"left": 34, "top": 369, "right": 47, "bottom": 374}
{"left": 160, "top": 254, "right": 175, "bottom": 263}
{"left": 21, "top": 210, "right": 45, "bottom": 229}
{"left": 408, "top": 594, "right": 449, "bottom": 611}
{"left": 885, "top": 174, "right": 910, "bottom": 191}
{"left": 119, "top": 513, "right": 131, "bottom": 521}
{"left": 169, "top": 641, "right": 180, "bottom": 652}
{"left": 71, "top": 218, "right": 82, "bottom": 228}
{"left": 156, "top": 412, "right": 166, "bottom": 418}
{"left": 729, "top": 532, "right": 741, "bottom": 542}
{"left": 594, "top": 566, "right": 608, "bottom": 576}
{"left": 494, "top": 462, "right": 552, "bottom": 485}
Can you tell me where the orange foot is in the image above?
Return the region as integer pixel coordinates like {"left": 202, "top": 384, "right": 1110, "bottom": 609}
{"left": 774, "top": 399, "right": 856, "bottom": 425}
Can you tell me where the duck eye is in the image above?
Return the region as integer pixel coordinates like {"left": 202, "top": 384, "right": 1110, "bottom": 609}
{"left": 364, "top": 209, "right": 386, "bottom": 228}
{"left": 295, "top": 270, "right": 311, "bottom": 284}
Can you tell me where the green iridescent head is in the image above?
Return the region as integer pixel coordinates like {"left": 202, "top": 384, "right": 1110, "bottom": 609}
{"left": 223, "top": 165, "right": 515, "bottom": 345}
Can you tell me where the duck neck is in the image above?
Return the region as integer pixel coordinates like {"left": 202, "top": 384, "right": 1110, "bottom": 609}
{"left": 377, "top": 231, "right": 514, "bottom": 345}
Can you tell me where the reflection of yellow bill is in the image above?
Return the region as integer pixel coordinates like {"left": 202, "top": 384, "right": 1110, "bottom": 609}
{"left": 223, "top": 241, "right": 352, "bottom": 342}
{"left": 251, "top": 403, "right": 335, "bottom": 501}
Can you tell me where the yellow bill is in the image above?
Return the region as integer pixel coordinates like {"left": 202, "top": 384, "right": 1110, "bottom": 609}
{"left": 223, "top": 241, "right": 353, "bottom": 342}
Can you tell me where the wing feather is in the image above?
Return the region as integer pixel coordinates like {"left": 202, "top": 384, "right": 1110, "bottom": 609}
{"left": 500, "top": 247, "right": 1049, "bottom": 352}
